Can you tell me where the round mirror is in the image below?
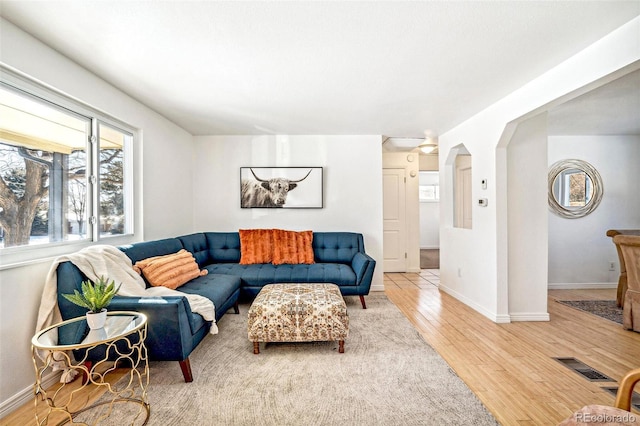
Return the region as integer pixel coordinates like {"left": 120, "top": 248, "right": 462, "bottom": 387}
{"left": 548, "top": 159, "right": 603, "bottom": 219}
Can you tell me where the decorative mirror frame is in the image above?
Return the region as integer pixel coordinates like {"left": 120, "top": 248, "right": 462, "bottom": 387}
{"left": 548, "top": 159, "right": 603, "bottom": 219}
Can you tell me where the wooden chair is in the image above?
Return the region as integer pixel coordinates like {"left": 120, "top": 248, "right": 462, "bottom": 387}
{"left": 614, "top": 234, "right": 640, "bottom": 332}
{"left": 607, "top": 230, "right": 640, "bottom": 308}
{"left": 559, "top": 368, "right": 640, "bottom": 425}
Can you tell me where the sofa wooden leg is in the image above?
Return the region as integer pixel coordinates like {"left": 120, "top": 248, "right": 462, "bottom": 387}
{"left": 359, "top": 295, "right": 367, "bottom": 309}
{"left": 82, "top": 361, "right": 92, "bottom": 385}
{"left": 234, "top": 301, "right": 240, "bottom": 314}
{"left": 179, "top": 358, "right": 194, "bottom": 383}
{"left": 253, "top": 342, "right": 260, "bottom": 354}
{"left": 338, "top": 340, "right": 345, "bottom": 353}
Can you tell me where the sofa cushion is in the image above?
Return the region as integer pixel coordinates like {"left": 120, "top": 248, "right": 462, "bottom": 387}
{"left": 239, "top": 229, "right": 274, "bottom": 264}
{"left": 120, "top": 238, "right": 184, "bottom": 264}
{"left": 178, "top": 233, "right": 210, "bottom": 267}
{"left": 312, "top": 232, "right": 361, "bottom": 264}
{"left": 205, "top": 263, "right": 356, "bottom": 287}
{"left": 179, "top": 274, "right": 242, "bottom": 322}
{"left": 272, "top": 229, "right": 315, "bottom": 265}
{"left": 205, "top": 232, "right": 241, "bottom": 263}
{"left": 133, "top": 249, "right": 208, "bottom": 290}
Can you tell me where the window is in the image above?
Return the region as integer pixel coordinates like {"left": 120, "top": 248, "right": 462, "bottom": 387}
{"left": 555, "top": 169, "right": 592, "bottom": 207}
{"left": 0, "top": 77, "right": 134, "bottom": 252}
{"left": 419, "top": 171, "right": 440, "bottom": 202}
{"left": 97, "top": 123, "right": 131, "bottom": 238}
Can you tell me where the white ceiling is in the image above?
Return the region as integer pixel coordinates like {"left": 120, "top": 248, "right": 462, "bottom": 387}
{"left": 1, "top": 1, "right": 639, "bottom": 137}
{"left": 548, "top": 69, "right": 640, "bottom": 136}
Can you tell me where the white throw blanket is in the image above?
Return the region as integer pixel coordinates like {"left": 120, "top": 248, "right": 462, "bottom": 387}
{"left": 36, "top": 245, "right": 218, "bottom": 382}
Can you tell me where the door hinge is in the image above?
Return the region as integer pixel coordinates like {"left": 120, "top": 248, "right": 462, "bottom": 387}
{"left": 405, "top": 252, "right": 408, "bottom": 258}
{"left": 404, "top": 177, "right": 406, "bottom": 183}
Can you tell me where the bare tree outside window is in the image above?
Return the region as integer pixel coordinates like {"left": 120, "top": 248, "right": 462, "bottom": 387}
{"left": 568, "top": 172, "right": 587, "bottom": 207}
{"left": 0, "top": 146, "right": 49, "bottom": 246}
{"left": 0, "top": 82, "right": 130, "bottom": 249}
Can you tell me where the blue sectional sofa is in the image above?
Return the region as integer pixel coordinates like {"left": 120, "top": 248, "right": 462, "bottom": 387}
{"left": 56, "top": 231, "right": 376, "bottom": 382}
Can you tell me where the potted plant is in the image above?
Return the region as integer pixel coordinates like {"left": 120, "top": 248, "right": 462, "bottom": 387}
{"left": 62, "top": 276, "right": 121, "bottom": 329}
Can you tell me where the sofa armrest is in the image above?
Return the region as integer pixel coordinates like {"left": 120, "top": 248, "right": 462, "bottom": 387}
{"left": 352, "top": 252, "right": 376, "bottom": 290}
{"left": 108, "top": 295, "right": 205, "bottom": 361}
{"left": 109, "top": 295, "right": 202, "bottom": 333}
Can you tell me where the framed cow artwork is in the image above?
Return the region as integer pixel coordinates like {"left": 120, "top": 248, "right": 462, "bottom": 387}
{"left": 240, "top": 167, "right": 323, "bottom": 208}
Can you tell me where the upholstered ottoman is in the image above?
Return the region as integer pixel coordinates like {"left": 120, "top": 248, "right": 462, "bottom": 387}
{"left": 247, "top": 283, "right": 349, "bottom": 354}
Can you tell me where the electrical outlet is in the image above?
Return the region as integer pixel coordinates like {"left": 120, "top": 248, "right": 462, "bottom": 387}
{"left": 609, "top": 261, "right": 615, "bottom": 271}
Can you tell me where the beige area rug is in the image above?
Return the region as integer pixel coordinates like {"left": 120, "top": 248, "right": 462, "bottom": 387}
{"left": 84, "top": 294, "right": 498, "bottom": 425}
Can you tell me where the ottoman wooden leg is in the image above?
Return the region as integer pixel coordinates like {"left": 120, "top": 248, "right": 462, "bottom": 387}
{"left": 338, "top": 340, "right": 345, "bottom": 353}
{"left": 253, "top": 342, "right": 260, "bottom": 354}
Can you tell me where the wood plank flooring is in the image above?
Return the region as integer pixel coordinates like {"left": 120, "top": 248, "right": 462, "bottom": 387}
{"left": 385, "top": 270, "right": 640, "bottom": 425}
{"left": 4, "top": 272, "right": 639, "bottom": 425}
{"left": 1, "top": 369, "right": 128, "bottom": 426}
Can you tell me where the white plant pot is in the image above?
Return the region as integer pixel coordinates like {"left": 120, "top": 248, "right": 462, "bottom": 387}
{"left": 86, "top": 309, "right": 107, "bottom": 330}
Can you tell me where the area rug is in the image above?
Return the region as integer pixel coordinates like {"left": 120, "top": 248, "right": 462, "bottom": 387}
{"left": 557, "top": 300, "right": 623, "bottom": 324}
{"left": 85, "top": 294, "right": 497, "bottom": 425}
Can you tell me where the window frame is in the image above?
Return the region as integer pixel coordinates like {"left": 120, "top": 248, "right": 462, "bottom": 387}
{"left": 0, "top": 66, "right": 139, "bottom": 268}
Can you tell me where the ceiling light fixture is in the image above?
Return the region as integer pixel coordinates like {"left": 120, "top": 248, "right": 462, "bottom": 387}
{"left": 418, "top": 136, "right": 438, "bottom": 154}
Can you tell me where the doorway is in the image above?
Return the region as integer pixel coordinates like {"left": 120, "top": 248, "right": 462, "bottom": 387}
{"left": 383, "top": 168, "right": 407, "bottom": 272}
{"left": 419, "top": 170, "right": 440, "bottom": 269}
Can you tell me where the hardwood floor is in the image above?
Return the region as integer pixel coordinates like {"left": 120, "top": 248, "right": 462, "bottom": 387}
{"left": 1, "top": 369, "right": 128, "bottom": 426}
{"left": 4, "top": 272, "right": 639, "bottom": 425}
{"left": 385, "top": 270, "right": 640, "bottom": 425}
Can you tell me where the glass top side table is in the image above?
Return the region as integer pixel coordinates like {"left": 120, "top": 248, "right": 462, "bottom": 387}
{"left": 31, "top": 311, "right": 150, "bottom": 425}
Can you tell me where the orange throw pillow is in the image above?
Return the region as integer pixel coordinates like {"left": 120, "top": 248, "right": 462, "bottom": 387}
{"left": 239, "top": 229, "right": 274, "bottom": 264}
{"left": 272, "top": 229, "right": 315, "bottom": 265}
{"left": 133, "top": 249, "right": 207, "bottom": 290}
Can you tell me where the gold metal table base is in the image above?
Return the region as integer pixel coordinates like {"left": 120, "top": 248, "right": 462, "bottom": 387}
{"left": 32, "top": 312, "right": 149, "bottom": 425}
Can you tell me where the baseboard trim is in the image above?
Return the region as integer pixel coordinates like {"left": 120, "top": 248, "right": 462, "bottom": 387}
{"left": 0, "top": 370, "right": 60, "bottom": 419}
{"left": 420, "top": 246, "right": 440, "bottom": 250}
{"left": 439, "top": 283, "right": 511, "bottom": 324}
{"left": 370, "top": 283, "right": 385, "bottom": 292}
{"left": 510, "top": 312, "right": 550, "bottom": 322}
{"left": 548, "top": 282, "right": 617, "bottom": 290}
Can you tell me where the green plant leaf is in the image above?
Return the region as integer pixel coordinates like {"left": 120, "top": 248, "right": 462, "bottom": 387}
{"left": 61, "top": 277, "right": 121, "bottom": 312}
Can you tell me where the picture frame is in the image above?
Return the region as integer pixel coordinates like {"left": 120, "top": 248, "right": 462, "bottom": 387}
{"left": 240, "top": 167, "right": 323, "bottom": 208}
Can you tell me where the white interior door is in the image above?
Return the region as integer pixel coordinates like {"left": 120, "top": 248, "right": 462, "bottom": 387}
{"left": 461, "top": 167, "right": 473, "bottom": 229}
{"left": 383, "top": 168, "right": 407, "bottom": 272}
{"left": 455, "top": 155, "right": 473, "bottom": 229}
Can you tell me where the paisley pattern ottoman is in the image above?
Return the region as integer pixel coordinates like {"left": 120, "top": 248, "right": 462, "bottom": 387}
{"left": 247, "top": 283, "right": 349, "bottom": 354}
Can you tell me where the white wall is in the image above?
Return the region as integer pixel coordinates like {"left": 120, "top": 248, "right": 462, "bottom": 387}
{"left": 419, "top": 154, "right": 439, "bottom": 171}
{"left": 192, "top": 135, "right": 384, "bottom": 289}
{"left": 439, "top": 17, "right": 640, "bottom": 322}
{"left": 0, "top": 19, "right": 196, "bottom": 415}
{"left": 548, "top": 135, "right": 640, "bottom": 287}
{"left": 507, "top": 114, "right": 549, "bottom": 320}
{"left": 419, "top": 171, "right": 440, "bottom": 248}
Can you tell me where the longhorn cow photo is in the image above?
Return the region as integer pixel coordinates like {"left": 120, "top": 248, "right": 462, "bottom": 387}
{"left": 240, "top": 167, "right": 323, "bottom": 208}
